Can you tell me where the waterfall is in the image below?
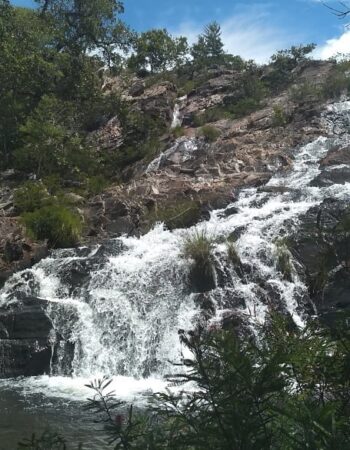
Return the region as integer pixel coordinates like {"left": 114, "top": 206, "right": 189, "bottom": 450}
{"left": 170, "top": 95, "right": 187, "bottom": 129}
{"left": 1, "top": 100, "right": 350, "bottom": 400}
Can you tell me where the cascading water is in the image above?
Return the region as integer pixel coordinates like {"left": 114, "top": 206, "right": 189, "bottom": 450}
{"left": 1, "top": 101, "right": 350, "bottom": 403}
{"left": 170, "top": 95, "right": 186, "bottom": 129}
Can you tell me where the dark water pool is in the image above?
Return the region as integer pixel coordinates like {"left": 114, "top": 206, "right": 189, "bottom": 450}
{"left": 0, "top": 387, "right": 110, "bottom": 450}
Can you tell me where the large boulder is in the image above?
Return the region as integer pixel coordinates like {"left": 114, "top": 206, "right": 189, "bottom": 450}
{"left": 0, "top": 297, "right": 54, "bottom": 378}
{"left": 289, "top": 199, "right": 350, "bottom": 323}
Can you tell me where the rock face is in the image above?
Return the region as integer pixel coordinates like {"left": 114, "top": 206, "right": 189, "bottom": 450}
{"left": 0, "top": 297, "right": 54, "bottom": 378}
{"left": 290, "top": 198, "right": 350, "bottom": 324}
{"left": 0, "top": 218, "right": 48, "bottom": 288}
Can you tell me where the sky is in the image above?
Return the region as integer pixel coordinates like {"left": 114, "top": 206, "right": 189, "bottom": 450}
{"left": 11, "top": 0, "right": 350, "bottom": 63}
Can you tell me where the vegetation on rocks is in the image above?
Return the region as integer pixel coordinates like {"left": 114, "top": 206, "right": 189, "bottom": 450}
{"left": 22, "top": 204, "right": 82, "bottom": 248}
{"left": 199, "top": 125, "right": 221, "bottom": 142}
{"left": 182, "top": 230, "right": 216, "bottom": 292}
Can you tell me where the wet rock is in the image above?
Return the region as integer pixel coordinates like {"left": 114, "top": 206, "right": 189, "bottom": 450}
{"left": 3, "top": 241, "right": 23, "bottom": 263}
{"left": 0, "top": 297, "right": 54, "bottom": 378}
{"left": 129, "top": 81, "right": 145, "bottom": 97}
{"left": 320, "top": 145, "right": 350, "bottom": 168}
{"left": 311, "top": 167, "right": 350, "bottom": 187}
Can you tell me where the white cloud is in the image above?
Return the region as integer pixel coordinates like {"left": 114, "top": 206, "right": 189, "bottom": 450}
{"left": 171, "top": 4, "right": 300, "bottom": 64}
{"left": 316, "top": 29, "right": 350, "bottom": 59}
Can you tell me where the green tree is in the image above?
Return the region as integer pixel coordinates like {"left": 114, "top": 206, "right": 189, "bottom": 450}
{"left": 191, "top": 21, "right": 225, "bottom": 67}
{"left": 35, "top": 0, "right": 134, "bottom": 66}
{"left": 15, "top": 95, "right": 93, "bottom": 177}
{"left": 0, "top": 5, "right": 60, "bottom": 167}
{"left": 128, "top": 29, "right": 188, "bottom": 73}
{"left": 267, "top": 44, "right": 316, "bottom": 89}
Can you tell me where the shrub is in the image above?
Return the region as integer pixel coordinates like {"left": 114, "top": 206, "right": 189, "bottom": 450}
{"left": 22, "top": 205, "right": 82, "bottom": 248}
{"left": 193, "top": 107, "right": 229, "bottom": 127}
{"left": 323, "top": 69, "right": 350, "bottom": 99}
{"left": 272, "top": 106, "right": 289, "bottom": 127}
{"left": 199, "top": 125, "right": 221, "bottom": 142}
{"left": 274, "top": 240, "right": 293, "bottom": 281}
{"left": 83, "top": 315, "right": 350, "bottom": 450}
{"left": 289, "top": 82, "right": 322, "bottom": 104}
{"left": 171, "top": 125, "right": 186, "bottom": 139}
{"left": 86, "top": 175, "right": 108, "bottom": 196}
{"left": 145, "top": 200, "right": 201, "bottom": 230}
{"left": 227, "top": 241, "right": 241, "bottom": 266}
{"left": 182, "top": 229, "right": 216, "bottom": 292}
{"left": 14, "top": 181, "right": 50, "bottom": 214}
{"left": 177, "top": 79, "right": 196, "bottom": 96}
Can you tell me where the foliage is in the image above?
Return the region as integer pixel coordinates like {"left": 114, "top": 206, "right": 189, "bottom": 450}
{"left": 86, "top": 175, "right": 109, "bottom": 196}
{"left": 199, "top": 125, "right": 221, "bottom": 142}
{"left": 85, "top": 376, "right": 159, "bottom": 449}
{"left": 267, "top": 44, "right": 316, "bottom": 90}
{"left": 35, "top": 0, "right": 133, "bottom": 67}
{"left": 17, "top": 431, "right": 71, "bottom": 450}
{"left": 272, "top": 106, "right": 289, "bottom": 127}
{"left": 191, "top": 22, "right": 225, "bottom": 68}
{"left": 22, "top": 204, "right": 82, "bottom": 248}
{"left": 323, "top": 66, "right": 350, "bottom": 99}
{"left": 182, "top": 230, "right": 216, "bottom": 291}
{"left": 171, "top": 126, "right": 186, "bottom": 139}
{"left": 128, "top": 29, "right": 188, "bottom": 74}
{"left": 289, "top": 82, "right": 322, "bottom": 104}
{"left": 226, "top": 241, "right": 241, "bottom": 266}
{"left": 76, "top": 315, "right": 350, "bottom": 450}
{"left": 14, "top": 181, "right": 50, "bottom": 214}
{"left": 15, "top": 95, "right": 94, "bottom": 177}
{"left": 274, "top": 240, "right": 294, "bottom": 281}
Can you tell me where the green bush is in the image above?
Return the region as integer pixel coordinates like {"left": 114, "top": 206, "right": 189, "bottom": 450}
{"left": 177, "top": 79, "right": 196, "bottom": 96}
{"left": 226, "top": 241, "right": 241, "bottom": 266}
{"left": 193, "top": 107, "right": 229, "bottom": 127}
{"left": 82, "top": 315, "right": 350, "bottom": 450}
{"left": 171, "top": 125, "right": 186, "bottom": 139}
{"left": 182, "top": 230, "right": 214, "bottom": 263}
{"left": 289, "top": 82, "right": 322, "bottom": 104}
{"left": 86, "top": 175, "right": 109, "bottom": 196}
{"left": 274, "top": 240, "right": 293, "bottom": 281}
{"left": 272, "top": 106, "right": 289, "bottom": 127}
{"left": 323, "top": 69, "right": 350, "bottom": 99}
{"left": 14, "top": 181, "right": 50, "bottom": 213}
{"left": 22, "top": 205, "right": 82, "bottom": 248}
{"left": 199, "top": 125, "right": 221, "bottom": 142}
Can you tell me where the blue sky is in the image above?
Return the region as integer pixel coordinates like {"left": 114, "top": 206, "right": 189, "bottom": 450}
{"left": 11, "top": 0, "right": 350, "bottom": 62}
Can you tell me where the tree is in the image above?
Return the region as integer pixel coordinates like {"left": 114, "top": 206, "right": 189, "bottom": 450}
{"left": 324, "top": 2, "right": 350, "bottom": 18}
{"left": 35, "top": 0, "right": 134, "bottom": 66}
{"left": 191, "top": 21, "right": 225, "bottom": 67}
{"left": 128, "top": 29, "right": 188, "bottom": 74}
{"left": 0, "top": 5, "right": 60, "bottom": 167}
{"left": 266, "top": 44, "right": 316, "bottom": 90}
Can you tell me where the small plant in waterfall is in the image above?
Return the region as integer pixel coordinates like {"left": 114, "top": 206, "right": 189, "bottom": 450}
{"left": 226, "top": 241, "right": 241, "bottom": 266}
{"left": 274, "top": 239, "right": 294, "bottom": 281}
{"left": 182, "top": 229, "right": 216, "bottom": 292}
